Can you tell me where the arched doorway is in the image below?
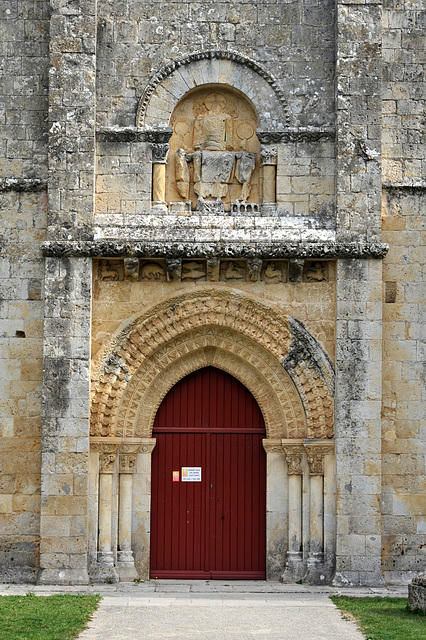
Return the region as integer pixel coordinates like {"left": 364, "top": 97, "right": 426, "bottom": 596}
{"left": 150, "top": 366, "right": 266, "bottom": 579}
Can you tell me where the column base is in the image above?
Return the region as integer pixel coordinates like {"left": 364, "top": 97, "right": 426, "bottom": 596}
{"left": 97, "top": 551, "right": 114, "bottom": 566}
{"left": 117, "top": 550, "right": 138, "bottom": 581}
{"left": 37, "top": 568, "right": 89, "bottom": 585}
{"left": 281, "top": 551, "right": 304, "bottom": 583}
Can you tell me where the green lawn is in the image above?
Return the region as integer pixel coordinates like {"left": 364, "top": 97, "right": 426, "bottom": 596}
{"left": 0, "top": 592, "right": 101, "bottom": 640}
{"left": 331, "top": 596, "right": 425, "bottom": 640}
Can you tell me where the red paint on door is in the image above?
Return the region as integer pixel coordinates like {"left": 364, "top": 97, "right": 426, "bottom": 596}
{"left": 150, "top": 367, "right": 266, "bottom": 579}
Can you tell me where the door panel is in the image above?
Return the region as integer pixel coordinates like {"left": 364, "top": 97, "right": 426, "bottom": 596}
{"left": 150, "top": 367, "right": 266, "bottom": 579}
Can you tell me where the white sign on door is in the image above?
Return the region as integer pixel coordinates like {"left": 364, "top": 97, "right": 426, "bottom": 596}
{"left": 181, "top": 467, "right": 202, "bottom": 482}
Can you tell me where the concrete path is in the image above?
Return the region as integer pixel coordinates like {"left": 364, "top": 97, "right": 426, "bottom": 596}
{"left": 0, "top": 580, "right": 408, "bottom": 640}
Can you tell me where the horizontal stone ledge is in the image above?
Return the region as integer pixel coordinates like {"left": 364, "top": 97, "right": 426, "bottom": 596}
{"left": 96, "top": 128, "right": 173, "bottom": 143}
{"left": 41, "top": 240, "right": 389, "bottom": 259}
{"left": 382, "top": 183, "right": 426, "bottom": 193}
{"left": 0, "top": 178, "right": 47, "bottom": 193}
{"left": 96, "top": 127, "right": 335, "bottom": 144}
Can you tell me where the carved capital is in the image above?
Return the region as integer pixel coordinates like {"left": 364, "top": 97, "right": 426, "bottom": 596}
{"left": 304, "top": 443, "right": 334, "bottom": 476}
{"left": 151, "top": 143, "right": 169, "bottom": 164}
{"left": 139, "top": 438, "right": 156, "bottom": 454}
{"left": 119, "top": 453, "right": 137, "bottom": 473}
{"left": 260, "top": 145, "right": 278, "bottom": 166}
{"left": 262, "top": 438, "right": 283, "bottom": 454}
{"left": 282, "top": 444, "right": 305, "bottom": 475}
{"left": 99, "top": 451, "right": 118, "bottom": 473}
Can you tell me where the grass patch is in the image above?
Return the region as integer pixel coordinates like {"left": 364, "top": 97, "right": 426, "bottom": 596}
{"left": 331, "top": 596, "right": 425, "bottom": 640}
{"left": 0, "top": 592, "right": 101, "bottom": 640}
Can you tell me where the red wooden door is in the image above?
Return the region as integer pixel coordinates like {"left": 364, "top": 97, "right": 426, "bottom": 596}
{"left": 150, "top": 367, "right": 266, "bottom": 579}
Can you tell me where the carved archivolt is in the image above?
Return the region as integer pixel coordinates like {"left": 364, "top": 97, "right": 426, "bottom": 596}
{"left": 136, "top": 49, "right": 290, "bottom": 131}
{"left": 90, "top": 288, "right": 334, "bottom": 441}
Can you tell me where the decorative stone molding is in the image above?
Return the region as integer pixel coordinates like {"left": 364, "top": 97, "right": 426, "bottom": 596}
{"left": 42, "top": 240, "right": 389, "bottom": 260}
{"left": 262, "top": 439, "right": 284, "bottom": 454}
{"left": 115, "top": 330, "right": 306, "bottom": 441}
{"left": 97, "top": 128, "right": 173, "bottom": 144}
{"left": 257, "top": 130, "right": 335, "bottom": 144}
{"left": 136, "top": 49, "right": 290, "bottom": 129}
{"left": 90, "top": 289, "right": 335, "bottom": 441}
{"left": 282, "top": 443, "right": 305, "bottom": 475}
{"left": 305, "top": 442, "right": 334, "bottom": 476}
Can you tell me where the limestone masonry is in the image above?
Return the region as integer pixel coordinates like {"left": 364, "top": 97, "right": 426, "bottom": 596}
{"left": 0, "top": 0, "right": 424, "bottom": 585}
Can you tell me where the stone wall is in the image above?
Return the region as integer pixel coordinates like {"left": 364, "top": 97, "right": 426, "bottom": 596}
{"left": 380, "top": 0, "right": 425, "bottom": 584}
{"left": 0, "top": 0, "right": 49, "bottom": 581}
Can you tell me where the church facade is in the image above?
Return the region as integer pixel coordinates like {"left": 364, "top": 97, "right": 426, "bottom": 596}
{"left": 0, "top": 0, "right": 424, "bottom": 585}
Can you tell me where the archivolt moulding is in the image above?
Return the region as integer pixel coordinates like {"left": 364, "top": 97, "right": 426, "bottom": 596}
{"left": 90, "top": 288, "right": 334, "bottom": 441}
{"left": 114, "top": 329, "right": 306, "bottom": 441}
{"left": 136, "top": 49, "right": 290, "bottom": 130}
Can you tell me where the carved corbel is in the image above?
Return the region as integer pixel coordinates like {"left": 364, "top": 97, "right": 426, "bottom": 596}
{"left": 304, "top": 443, "right": 334, "bottom": 476}
{"left": 166, "top": 258, "right": 182, "bottom": 282}
{"left": 248, "top": 258, "right": 262, "bottom": 282}
{"left": 124, "top": 258, "right": 139, "bottom": 281}
{"left": 289, "top": 259, "right": 305, "bottom": 283}
{"left": 207, "top": 258, "right": 220, "bottom": 282}
{"left": 282, "top": 444, "right": 305, "bottom": 475}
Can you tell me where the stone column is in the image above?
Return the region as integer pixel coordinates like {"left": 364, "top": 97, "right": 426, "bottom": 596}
{"left": 151, "top": 143, "right": 169, "bottom": 211}
{"left": 98, "top": 445, "right": 118, "bottom": 572}
{"left": 260, "top": 146, "right": 277, "bottom": 205}
{"left": 281, "top": 442, "right": 305, "bottom": 582}
{"left": 132, "top": 438, "right": 157, "bottom": 580}
{"left": 305, "top": 443, "right": 334, "bottom": 580}
{"left": 263, "top": 439, "right": 287, "bottom": 580}
{"left": 117, "top": 445, "right": 139, "bottom": 581}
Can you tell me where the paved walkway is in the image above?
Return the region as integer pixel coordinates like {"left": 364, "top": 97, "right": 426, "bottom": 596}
{"left": 0, "top": 580, "right": 408, "bottom": 640}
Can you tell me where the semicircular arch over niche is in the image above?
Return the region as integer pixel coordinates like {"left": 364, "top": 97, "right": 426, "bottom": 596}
{"left": 90, "top": 288, "right": 334, "bottom": 441}
{"left": 136, "top": 49, "right": 290, "bottom": 130}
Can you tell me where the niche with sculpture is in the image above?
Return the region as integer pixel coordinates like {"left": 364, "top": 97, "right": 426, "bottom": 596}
{"left": 166, "top": 86, "right": 261, "bottom": 212}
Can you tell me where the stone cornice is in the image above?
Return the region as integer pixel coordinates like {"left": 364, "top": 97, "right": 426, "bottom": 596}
{"left": 96, "top": 127, "right": 335, "bottom": 145}
{"left": 257, "top": 129, "right": 335, "bottom": 144}
{"left": 382, "top": 183, "right": 426, "bottom": 193}
{"left": 0, "top": 178, "right": 47, "bottom": 192}
{"left": 42, "top": 240, "right": 389, "bottom": 259}
{"left": 97, "top": 128, "right": 173, "bottom": 144}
